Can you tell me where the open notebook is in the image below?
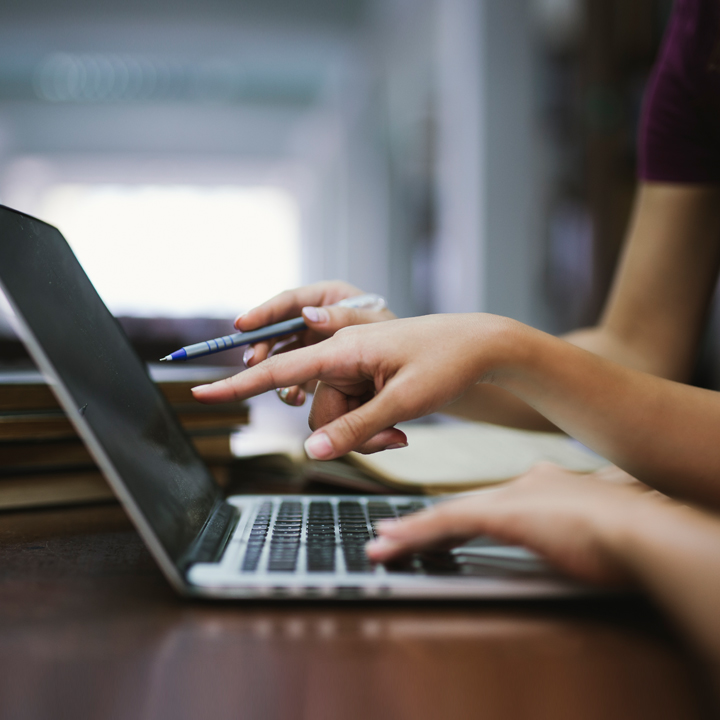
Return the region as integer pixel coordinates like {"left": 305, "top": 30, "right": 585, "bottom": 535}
{"left": 345, "top": 421, "right": 610, "bottom": 494}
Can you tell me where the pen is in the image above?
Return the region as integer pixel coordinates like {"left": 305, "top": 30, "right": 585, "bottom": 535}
{"left": 159, "top": 293, "right": 387, "bottom": 363}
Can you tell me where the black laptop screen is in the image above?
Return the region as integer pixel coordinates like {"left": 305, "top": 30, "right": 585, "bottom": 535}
{"left": 0, "top": 206, "right": 221, "bottom": 563}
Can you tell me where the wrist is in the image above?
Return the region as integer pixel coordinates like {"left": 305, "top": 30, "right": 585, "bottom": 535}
{"left": 595, "top": 490, "right": 682, "bottom": 580}
{"left": 472, "top": 315, "right": 544, "bottom": 388}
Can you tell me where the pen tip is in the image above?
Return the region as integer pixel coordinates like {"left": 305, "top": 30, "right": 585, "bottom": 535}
{"left": 160, "top": 356, "right": 170, "bottom": 362}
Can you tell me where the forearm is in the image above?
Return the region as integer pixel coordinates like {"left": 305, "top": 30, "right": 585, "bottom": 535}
{"left": 485, "top": 319, "right": 720, "bottom": 508}
{"left": 444, "top": 323, "right": 674, "bottom": 431}
{"left": 442, "top": 384, "right": 558, "bottom": 431}
{"left": 604, "top": 499, "right": 720, "bottom": 680}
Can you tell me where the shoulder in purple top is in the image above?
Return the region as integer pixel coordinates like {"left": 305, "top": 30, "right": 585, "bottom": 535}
{"left": 639, "top": 0, "right": 720, "bottom": 184}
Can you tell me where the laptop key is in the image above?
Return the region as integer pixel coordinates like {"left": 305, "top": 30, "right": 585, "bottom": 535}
{"left": 241, "top": 502, "right": 274, "bottom": 572}
{"left": 307, "top": 501, "right": 337, "bottom": 572}
{"left": 337, "top": 501, "right": 373, "bottom": 573}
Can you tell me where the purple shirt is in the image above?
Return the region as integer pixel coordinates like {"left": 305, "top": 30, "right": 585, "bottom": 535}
{"left": 639, "top": 0, "right": 720, "bottom": 183}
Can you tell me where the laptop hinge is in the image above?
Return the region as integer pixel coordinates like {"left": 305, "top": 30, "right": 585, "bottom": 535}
{"left": 181, "top": 500, "right": 240, "bottom": 571}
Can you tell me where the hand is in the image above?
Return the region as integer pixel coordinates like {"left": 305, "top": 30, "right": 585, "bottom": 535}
{"left": 193, "top": 313, "right": 513, "bottom": 456}
{"left": 367, "top": 463, "right": 655, "bottom": 586}
{"left": 236, "top": 281, "right": 396, "bottom": 406}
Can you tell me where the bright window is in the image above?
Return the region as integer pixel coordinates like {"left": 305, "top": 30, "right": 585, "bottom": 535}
{"left": 36, "top": 184, "right": 301, "bottom": 318}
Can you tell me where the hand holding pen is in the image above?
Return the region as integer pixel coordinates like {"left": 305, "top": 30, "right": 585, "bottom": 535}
{"left": 235, "top": 282, "right": 395, "bottom": 406}
{"left": 163, "top": 281, "right": 394, "bottom": 405}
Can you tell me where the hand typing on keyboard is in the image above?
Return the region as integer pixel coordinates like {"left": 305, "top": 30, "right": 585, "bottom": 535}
{"left": 366, "top": 464, "right": 648, "bottom": 587}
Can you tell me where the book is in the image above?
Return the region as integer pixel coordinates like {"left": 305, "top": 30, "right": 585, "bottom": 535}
{"left": 0, "top": 405, "right": 248, "bottom": 440}
{"left": 0, "top": 462, "right": 233, "bottom": 511}
{"left": 345, "top": 421, "right": 610, "bottom": 495}
{"left": 302, "top": 460, "right": 400, "bottom": 494}
{"left": 0, "top": 471, "right": 115, "bottom": 510}
{"left": 0, "top": 365, "right": 236, "bottom": 411}
{"left": 0, "top": 430, "right": 234, "bottom": 471}
{"left": 0, "top": 365, "right": 248, "bottom": 440}
{"left": 0, "top": 365, "right": 246, "bottom": 510}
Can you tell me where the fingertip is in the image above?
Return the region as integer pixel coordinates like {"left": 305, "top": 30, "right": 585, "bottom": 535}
{"left": 191, "top": 385, "right": 212, "bottom": 403}
{"left": 243, "top": 346, "right": 255, "bottom": 367}
{"left": 356, "top": 428, "right": 408, "bottom": 455}
{"left": 365, "top": 536, "right": 402, "bottom": 561}
{"left": 304, "top": 432, "right": 335, "bottom": 460}
{"left": 276, "top": 386, "right": 305, "bottom": 407}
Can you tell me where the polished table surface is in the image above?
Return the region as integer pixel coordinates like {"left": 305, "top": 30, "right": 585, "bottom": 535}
{"left": 0, "top": 494, "right": 713, "bottom": 720}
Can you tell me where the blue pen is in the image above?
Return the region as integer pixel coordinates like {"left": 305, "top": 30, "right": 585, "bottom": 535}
{"left": 159, "top": 293, "right": 386, "bottom": 362}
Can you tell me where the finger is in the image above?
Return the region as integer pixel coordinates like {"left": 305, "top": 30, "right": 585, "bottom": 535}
{"left": 245, "top": 333, "right": 303, "bottom": 368}
{"left": 301, "top": 305, "right": 394, "bottom": 335}
{"left": 301, "top": 380, "right": 319, "bottom": 394}
{"left": 302, "top": 382, "right": 413, "bottom": 460}
{"left": 308, "top": 382, "right": 406, "bottom": 452}
{"left": 191, "top": 343, "right": 337, "bottom": 404}
{"left": 366, "top": 497, "right": 493, "bottom": 562}
{"left": 235, "top": 282, "right": 361, "bottom": 331}
{"left": 243, "top": 343, "right": 270, "bottom": 367}
{"left": 245, "top": 303, "right": 389, "bottom": 366}
{"left": 307, "top": 381, "right": 350, "bottom": 431}
{"left": 276, "top": 386, "right": 306, "bottom": 407}
{"left": 353, "top": 427, "right": 408, "bottom": 454}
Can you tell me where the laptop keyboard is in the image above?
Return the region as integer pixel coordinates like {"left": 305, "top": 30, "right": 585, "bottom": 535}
{"left": 240, "top": 499, "right": 429, "bottom": 575}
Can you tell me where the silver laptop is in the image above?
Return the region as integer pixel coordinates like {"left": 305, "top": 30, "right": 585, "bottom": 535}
{"left": 0, "top": 204, "right": 587, "bottom": 600}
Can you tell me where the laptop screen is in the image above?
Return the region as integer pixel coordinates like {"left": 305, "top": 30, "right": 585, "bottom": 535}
{"left": 0, "top": 206, "right": 221, "bottom": 564}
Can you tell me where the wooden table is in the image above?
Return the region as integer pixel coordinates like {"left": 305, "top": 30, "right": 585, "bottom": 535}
{"left": 0, "top": 492, "right": 712, "bottom": 720}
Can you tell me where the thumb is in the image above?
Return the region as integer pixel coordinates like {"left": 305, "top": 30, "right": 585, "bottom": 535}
{"left": 303, "top": 386, "right": 407, "bottom": 460}
{"left": 301, "top": 305, "right": 387, "bottom": 335}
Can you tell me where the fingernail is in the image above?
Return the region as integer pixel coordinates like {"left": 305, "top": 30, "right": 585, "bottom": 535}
{"left": 243, "top": 347, "right": 255, "bottom": 366}
{"left": 278, "top": 387, "right": 291, "bottom": 402}
{"left": 304, "top": 432, "right": 334, "bottom": 460}
{"left": 191, "top": 385, "right": 208, "bottom": 396}
{"left": 294, "top": 390, "right": 306, "bottom": 407}
{"left": 302, "top": 306, "right": 329, "bottom": 324}
{"left": 385, "top": 443, "right": 408, "bottom": 450}
{"left": 234, "top": 313, "right": 245, "bottom": 328}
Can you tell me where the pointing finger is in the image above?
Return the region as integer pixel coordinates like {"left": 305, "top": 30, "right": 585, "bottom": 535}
{"left": 191, "top": 343, "right": 339, "bottom": 404}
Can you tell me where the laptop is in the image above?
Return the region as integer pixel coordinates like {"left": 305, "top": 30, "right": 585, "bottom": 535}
{"left": 0, "top": 204, "right": 587, "bottom": 600}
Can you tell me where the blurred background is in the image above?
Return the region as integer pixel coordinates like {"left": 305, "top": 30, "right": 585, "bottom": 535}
{"left": 3, "top": 0, "right": 708, "bottom": 383}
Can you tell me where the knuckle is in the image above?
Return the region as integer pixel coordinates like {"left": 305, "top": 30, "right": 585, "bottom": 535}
{"left": 219, "top": 376, "right": 242, "bottom": 401}
{"left": 256, "top": 356, "right": 281, "bottom": 389}
{"left": 334, "top": 324, "right": 355, "bottom": 337}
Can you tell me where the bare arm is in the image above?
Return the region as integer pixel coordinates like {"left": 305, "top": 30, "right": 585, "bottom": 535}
{"left": 194, "top": 311, "right": 720, "bottom": 508}
{"left": 446, "top": 183, "right": 720, "bottom": 429}
{"left": 240, "top": 184, "right": 720, "bottom": 429}
{"left": 366, "top": 466, "right": 720, "bottom": 692}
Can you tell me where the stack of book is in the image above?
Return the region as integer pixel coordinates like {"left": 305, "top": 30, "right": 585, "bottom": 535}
{"left": 0, "top": 365, "right": 248, "bottom": 511}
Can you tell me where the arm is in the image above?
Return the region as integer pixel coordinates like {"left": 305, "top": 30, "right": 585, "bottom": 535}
{"left": 366, "top": 466, "right": 720, "bottom": 688}
{"left": 445, "top": 182, "right": 720, "bottom": 429}
{"left": 234, "top": 184, "right": 720, "bottom": 429}
{"left": 193, "top": 312, "right": 720, "bottom": 508}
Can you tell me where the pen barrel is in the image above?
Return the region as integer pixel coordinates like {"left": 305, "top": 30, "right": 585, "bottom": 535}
{"left": 183, "top": 335, "right": 243, "bottom": 359}
{"left": 182, "top": 317, "right": 307, "bottom": 359}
